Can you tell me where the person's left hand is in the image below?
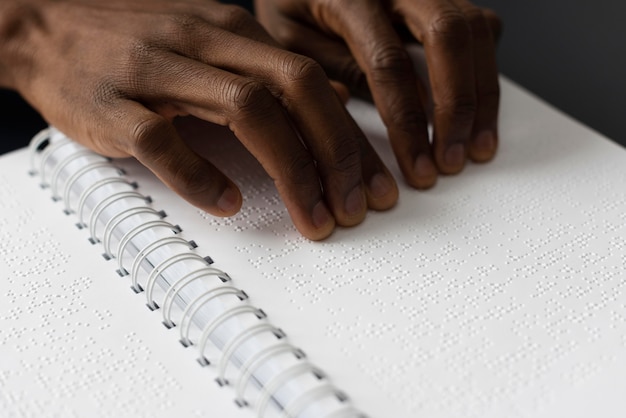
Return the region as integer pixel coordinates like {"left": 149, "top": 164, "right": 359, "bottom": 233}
{"left": 255, "top": 0, "right": 502, "bottom": 189}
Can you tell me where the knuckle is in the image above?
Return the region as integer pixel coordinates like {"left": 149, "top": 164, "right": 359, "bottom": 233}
{"left": 323, "top": 135, "right": 361, "bottom": 176}
{"left": 173, "top": 158, "right": 214, "bottom": 198}
{"left": 228, "top": 80, "right": 274, "bottom": 118}
{"left": 92, "top": 79, "right": 121, "bottom": 107}
{"left": 387, "top": 102, "right": 428, "bottom": 131}
{"left": 168, "top": 13, "right": 205, "bottom": 33}
{"left": 480, "top": 86, "right": 500, "bottom": 108}
{"left": 280, "top": 55, "right": 327, "bottom": 89}
{"left": 427, "top": 11, "right": 472, "bottom": 48}
{"left": 368, "top": 45, "right": 413, "bottom": 83}
{"left": 464, "top": 7, "right": 491, "bottom": 38}
{"left": 279, "top": 153, "right": 318, "bottom": 187}
{"left": 125, "top": 38, "right": 158, "bottom": 71}
{"left": 435, "top": 95, "right": 477, "bottom": 121}
{"left": 129, "top": 116, "right": 170, "bottom": 157}
{"left": 217, "top": 5, "right": 253, "bottom": 32}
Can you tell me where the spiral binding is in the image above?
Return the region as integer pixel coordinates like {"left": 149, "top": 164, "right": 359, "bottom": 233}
{"left": 178, "top": 284, "right": 244, "bottom": 345}
{"left": 116, "top": 219, "right": 182, "bottom": 276}
{"left": 51, "top": 149, "right": 99, "bottom": 200}
{"left": 235, "top": 344, "right": 305, "bottom": 406}
{"left": 28, "top": 127, "right": 55, "bottom": 174}
{"left": 256, "top": 363, "right": 324, "bottom": 417}
{"left": 280, "top": 385, "right": 344, "bottom": 418}
{"left": 217, "top": 323, "right": 285, "bottom": 385}
{"left": 196, "top": 304, "right": 266, "bottom": 366}
{"left": 28, "top": 128, "right": 360, "bottom": 418}
{"left": 131, "top": 235, "right": 197, "bottom": 298}
{"left": 162, "top": 267, "right": 233, "bottom": 329}
{"left": 142, "top": 252, "right": 210, "bottom": 302}
{"left": 88, "top": 190, "right": 150, "bottom": 242}
{"left": 77, "top": 177, "right": 136, "bottom": 227}
{"left": 38, "top": 136, "right": 72, "bottom": 186}
{"left": 102, "top": 206, "right": 166, "bottom": 258}
{"left": 61, "top": 160, "right": 114, "bottom": 213}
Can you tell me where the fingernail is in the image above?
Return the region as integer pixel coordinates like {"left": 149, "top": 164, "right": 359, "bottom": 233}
{"left": 368, "top": 173, "right": 394, "bottom": 199}
{"left": 473, "top": 131, "right": 497, "bottom": 159}
{"left": 445, "top": 143, "right": 466, "bottom": 168}
{"left": 475, "top": 131, "right": 496, "bottom": 150}
{"left": 345, "top": 185, "right": 365, "bottom": 216}
{"left": 413, "top": 153, "right": 437, "bottom": 185}
{"left": 217, "top": 187, "right": 239, "bottom": 214}
{"left": 312, "top": 200, "right": 332, "bottom": 229}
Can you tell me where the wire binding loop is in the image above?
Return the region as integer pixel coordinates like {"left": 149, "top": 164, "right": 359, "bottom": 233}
{"left": 77, "top": 177, "right": 133, "bottom": 227}
{"left": 101, "top": 207, "right": 166, "bottom": 259}
{"left": 88, "top": 191, "right": 148, "bottom": 243}
{"left": 115, "top": 219, "right": 180, "bottom": 277}
{"left": 62, "top": 161, "right": 113, "bottom": 213}
{"left": 279, "top": 384, "right": 342, "bottom": 418}
{"left": 50, "top": 149, "right": 96, "bottom": 199}
{"left": 28, "top": 127, "right": 55, "bottom": 174}
{"left": 143, "top": 253, "right": 210, "bottom": 309}
{"left": 234, "top": 344, "right": 304, "bottom": 405}
{"left": 161, "top": 267, "right": 232, "bottom": 329}
{"left": 195, "top": 305, "right": 265, "bottom": 366}
{"left": 256, "top": 362, "right": 322, "bottom": 418}
{"left": 37, "top": 137, "right": 71, "bottom": 185}
{"left": 217, "top": 323, "right": 284, "bottom": 386}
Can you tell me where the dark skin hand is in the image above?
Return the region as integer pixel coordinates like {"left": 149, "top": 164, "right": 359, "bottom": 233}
{"left": 0, "top": 0, "right": 399, "bottom": 240}
{"left": 255, "top": 0, "right": 502, "bottom": 188}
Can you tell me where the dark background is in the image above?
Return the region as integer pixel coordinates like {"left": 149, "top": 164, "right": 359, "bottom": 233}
{"left": 2, "top": 0, "right": 624, "bottom": 154}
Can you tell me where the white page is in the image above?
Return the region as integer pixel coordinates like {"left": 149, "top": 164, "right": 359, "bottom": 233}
{"left": 110, "top": 77, "right": 626, "bottom": 418}
{"left": 0, "top": 149, "right": 250, "bottom": 418}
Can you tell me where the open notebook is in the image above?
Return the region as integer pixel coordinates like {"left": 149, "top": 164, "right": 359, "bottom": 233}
{"left": 1, "top": 77, "right": 626, "bottom": 418}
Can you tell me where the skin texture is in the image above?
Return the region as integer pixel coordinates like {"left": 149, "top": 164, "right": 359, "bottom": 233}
{"left": 0, "top": 0, "right": 398, "bottom": 240}
{"left": 255, "top": 0, "right": 502, "bottom": 189}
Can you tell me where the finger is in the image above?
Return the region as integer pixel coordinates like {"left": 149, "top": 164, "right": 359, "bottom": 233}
{"left": 482, "top": 8, "right": 503, "bottom": 42}
{"left": 181, "top": 31, "right": 395, "bottom": 226}
{"left": 105, "top": 100, "right": 243, "bottom": 217}
{"left": 329, "top": 80, "right": 350, "bottom": 104}
{"left": 123, "top": 52, "right": 337, "bottom": 240}
{"left": 345, "top": 110, "right": 399, "bottom": 211}
{"left": 396, "top": 0, "right": 477, "bottom": 174}
{"left": 306, "top": 0, "right": 438, "bottom": 188}
{"left": 451, "top": 1, "right": 499, "bottom": 163}
{"left": 257, "top": 6, "right": 371, "bottom": 99}
{"left": 254, "top": 8, "right": 396, "bottom": 201}
{"left": 195, "top": 4, "right": 283, "bottom": 48}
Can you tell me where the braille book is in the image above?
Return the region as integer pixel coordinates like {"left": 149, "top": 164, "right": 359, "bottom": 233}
{"left": 1, "top": 77, "right": 625, "bottom": 418}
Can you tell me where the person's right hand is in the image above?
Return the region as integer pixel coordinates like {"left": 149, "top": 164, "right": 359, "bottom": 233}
{"left": 255, "top": 0, "right": 502, "bottom": 189}
{"left": 0, "top": 0, "right": 398, "bottom": 240}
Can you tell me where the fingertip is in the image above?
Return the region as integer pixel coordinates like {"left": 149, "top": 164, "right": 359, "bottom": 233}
{"left": 307, "top": 201, "right": 337, "bottom": 241}
{"left": 409, "top": 153, "right": 438, "bottom": 189}
{"left": 469, "top": 130, "right": 498, "bottom": 163}
{"left": 292, "top": 201, "right": 337, "bottom": 241}
{"left": 337, "top": 184, "right": 367, "bottom": 227}
{"left": 215, "top": 185, "right": 243, "bottom": 216}
{"left": 366, "top": 172, "right": 399, "bottom": 211}
{"left": 437, "top": 143, "right": 467, "bottom": 175}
